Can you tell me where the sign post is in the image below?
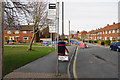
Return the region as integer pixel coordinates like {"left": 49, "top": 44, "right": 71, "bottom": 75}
{"left": 0, "top": 2, "right": 4, "bottom": 80}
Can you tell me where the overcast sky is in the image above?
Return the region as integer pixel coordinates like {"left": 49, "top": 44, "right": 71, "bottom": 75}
{"left": 55, "top": 0, "right": 119, "bottom": 35}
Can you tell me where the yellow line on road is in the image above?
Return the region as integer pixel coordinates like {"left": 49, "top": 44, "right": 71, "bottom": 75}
{"left": 73, "top": 46, "right": 78, "bottom": 80}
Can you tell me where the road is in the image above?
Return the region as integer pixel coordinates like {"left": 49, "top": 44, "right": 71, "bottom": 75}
{"left": 73, "top": 43, "right": 118, "bottom": 78}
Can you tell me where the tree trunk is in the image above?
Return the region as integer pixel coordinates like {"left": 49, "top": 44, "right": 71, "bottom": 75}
{"left": 28, "top": 32, "right": 35, "bottom": 51}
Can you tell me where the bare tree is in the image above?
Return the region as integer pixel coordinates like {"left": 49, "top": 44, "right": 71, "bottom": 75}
{"left": 3, "top": 0, "right": 49, "bottom": 51}
{"left": 27, "top": 1, "right": 48, "bottom": 51}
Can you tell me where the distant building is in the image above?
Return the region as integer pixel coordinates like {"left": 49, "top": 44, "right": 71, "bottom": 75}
{"left": 87, "top": 22, "right": 120, "bottom": 41}
{"left": 4, "top": 24, "right": 56, "bottom": 43}
{"left": 78, "top": 31, "right": 87, "bottom": 40}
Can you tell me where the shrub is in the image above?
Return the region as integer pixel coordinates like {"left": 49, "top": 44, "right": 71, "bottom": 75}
{"left": 94, "top": 41, "right": 98, "bottom": 43}
{"left": 104, "top": 40, "right": 111, "bottom": 46}
{"left": 97, "top": 41, "right": 101, "bottom": 44}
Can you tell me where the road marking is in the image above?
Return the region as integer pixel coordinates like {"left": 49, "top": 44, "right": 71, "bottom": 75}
{"left": 73, "top": 46, "right": 78, "bottom": 80}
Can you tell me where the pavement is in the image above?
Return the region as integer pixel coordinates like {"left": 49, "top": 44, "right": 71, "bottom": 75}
{"left": 4, "top": 45, "right": 76, "bottom": 79}
{"left": 73, "top": 43, "right": 118, "bottom": 78}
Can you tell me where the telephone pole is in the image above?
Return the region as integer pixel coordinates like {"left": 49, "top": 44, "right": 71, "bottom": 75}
{"left": 0, "top": 2, "right": 4, "bottom": 80}
{"left": 56, "top": 2, "right": 59, "bottom": 76}
{"left": 69, "top": 20, "right": 70, "bottom": 45}
{"left": 62, "top": 2, "right": 64, "bottom": 41}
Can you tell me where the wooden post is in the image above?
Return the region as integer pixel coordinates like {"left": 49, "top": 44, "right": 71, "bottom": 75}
{"left": 0, "top": 2, "right": 4, "bottom": 80}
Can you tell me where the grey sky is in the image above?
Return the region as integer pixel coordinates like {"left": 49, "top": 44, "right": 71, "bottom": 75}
{"left": 57, "top": 0, "right": 119, "bottom": 35}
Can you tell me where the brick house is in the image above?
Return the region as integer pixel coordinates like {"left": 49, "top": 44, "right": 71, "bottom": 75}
{"left": 4, "top": 25, "right": 52, "bottom": 43}
{"left": 78, "top": 31, "right": 87, "bottom": 40}
{"left": 87, "top": 22, "right": 120, "bottom": 41}
{"left": 70, "top": 34, "right": 77, "bottom": 39}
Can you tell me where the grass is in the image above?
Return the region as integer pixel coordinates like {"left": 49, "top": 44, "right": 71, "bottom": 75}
{"left": 4, "top": 46, "right": 55, "bottom": 76}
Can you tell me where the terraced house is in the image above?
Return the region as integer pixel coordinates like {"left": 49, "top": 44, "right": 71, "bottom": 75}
{"left": 4, "top": 24, "right": 51, "bottom": 43}
{"left": 87, "top": 22, "right": 120, "bottom": 41}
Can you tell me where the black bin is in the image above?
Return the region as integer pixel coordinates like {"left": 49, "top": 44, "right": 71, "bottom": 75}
{"left": 58, "top": 42, "right": 65, "bottom": 56}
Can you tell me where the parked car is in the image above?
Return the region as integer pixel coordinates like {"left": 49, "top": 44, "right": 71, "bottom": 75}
{"left": 110, "top": 42, "right": 120, "bottom": 52}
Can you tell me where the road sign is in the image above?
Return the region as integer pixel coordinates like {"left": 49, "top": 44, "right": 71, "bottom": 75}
{"left": 58, "top": 56, "right": 68, "bottom": 61}
{"left": 48, "top": 3, "right": 56, "bottom": 20}
{"left": 49, "top": 25, "right": 56, "bottom": 33}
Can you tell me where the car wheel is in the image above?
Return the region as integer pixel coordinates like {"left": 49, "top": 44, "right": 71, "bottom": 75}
{"left": 117, "top": 48, "right": 119, "bottom": 52}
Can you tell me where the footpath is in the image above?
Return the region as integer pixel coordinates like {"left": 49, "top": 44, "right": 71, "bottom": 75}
{"left": 4, "top": 45, "right": 76, "bottom": 80}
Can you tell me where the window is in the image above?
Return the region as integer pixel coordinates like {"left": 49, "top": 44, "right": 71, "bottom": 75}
{"left": 23, "top": 31, "right": 27, "bottom": 33}
{"left": 7, "top": 31, "right": 11, "bottom": 34}
{"left": 23, "top": 37, "right": 28, "bottom": 40}
{"left": 9, "top": 36, "right": 14, "bottom": 40}
{"left": 105, "top": 37, "right": 107, "bottom": 40}
{"left": 112, "top": 30, "right": 115, "bottom": 33}
{"left": 118, "top": 37, "right": 120, "bottom": 40}
{"left": 106, "top": 31, "right": 107, "bottom": 34}
{"left": 117, "top": 29, "right": 119, "bottom": 33}
{"left": 30, "top": 31, "right": 33, "bottom": 33}
{"left": 109, "top": 30, "right": 111, "bottom": 34}
{"left": 103, "top": 31, "right": 104, "bottom": 34}
{"left": 110, "top": 37, "right": 112, "bottom": 40}
{"left": 15, "top": 31, "right": 19, "bottom": 34}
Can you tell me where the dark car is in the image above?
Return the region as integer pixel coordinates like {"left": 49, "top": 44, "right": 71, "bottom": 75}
{"left": 110, "top": 42, "right": 120, "bottom": 52}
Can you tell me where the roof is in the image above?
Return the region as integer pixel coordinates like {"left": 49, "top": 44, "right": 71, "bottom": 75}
{"left": 4, "top": 25, "right": 33, "bottom": 31}
{"left": 79, "top": 30, "right": 87, "bottom": 34}
{"left": 20, "top": 25, "right": 33, "bottom": 31}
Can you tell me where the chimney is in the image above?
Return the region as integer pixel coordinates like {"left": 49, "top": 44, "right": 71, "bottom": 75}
{"left": 107, "top": 24, "right": 109, "bottom": 26}
{"left": 113, "top": 22, "right": 115, "bottom": 25}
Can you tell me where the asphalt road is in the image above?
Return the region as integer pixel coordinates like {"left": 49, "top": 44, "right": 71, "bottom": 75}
{"left": 75, "top": 44, "right": 118, "bottom": 78}
{"left": 13, "top": 45, "right": 76, "bottom": 75}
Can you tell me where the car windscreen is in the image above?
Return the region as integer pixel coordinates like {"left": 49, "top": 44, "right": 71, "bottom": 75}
{"left": 117, "top": 42, "right": 120, "bottom": 46}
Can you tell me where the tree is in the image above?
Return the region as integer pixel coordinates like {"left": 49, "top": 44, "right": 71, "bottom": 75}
{"left": 3, "top": 0, "right": 49, "bottom": 51}
{"left": 28, "top": 1, "right": 48, "bottom": 51}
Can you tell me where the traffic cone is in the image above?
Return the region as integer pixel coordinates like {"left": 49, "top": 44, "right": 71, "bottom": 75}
{"left": 86, "top": 44, "right": 88, "bottom": 48}
{"left": 65, "top": 49, "right": 69, "bottom": 56}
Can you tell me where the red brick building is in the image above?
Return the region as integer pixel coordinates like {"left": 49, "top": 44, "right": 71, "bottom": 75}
{"left": 4, "top": 25, "right": 51, "bottom": 43}
{"left": 78, "top": 31, "right": 87, "bottom": 40}
{"left": 70, "top": 34, "right": 77, "bottom": 39}
{"left": 87, "top": 22, "right": 120, "bottom": 41}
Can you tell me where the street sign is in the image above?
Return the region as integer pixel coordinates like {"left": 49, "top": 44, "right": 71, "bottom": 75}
{"left": 49, "top": 25, "right": 56, "bottom": 33}
{"left": 58, "top": 56, "right": 69, "bottom": 61}
{"left": 48, "top": 3, "right": 56, "bottom": 20}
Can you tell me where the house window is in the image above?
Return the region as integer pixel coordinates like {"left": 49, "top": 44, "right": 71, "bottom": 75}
{"left": 7, "top": 31, "right": 11, "bottom": 34}
{"left": 30, "top": 31, "right": 33, "bottom": 33}
{"left": 23, "top": 31, "right": 27, "bottom": 33}
{"left": 110, "top": 37, "right": 112, "bottom": 40}
{"left": 103, "top": 31, "right": 104, "bottom": 34}
{"left": 112, "top": 30, "right": 115, "bottom": 33}
{"left": 118, "top": 37, "right": 120, "bottom": 40}
{"left": 117, "top": 29, "right": 120, "bottom": 33}
{"left": 23, "top": 37, "right": 28, "bottom": 40}
{"left": 106, "top": 31, "right": 107, "bottom": 34}
{"left": 15, "top": 31, "right": 19, "bottom": 34}
{"left": 9, "top": 36, "right": 14, "bottom": 40}
{"left": 109, "top": 30, "right": 111, "bottom": 34}
{"left": 105, "top": 37, "right": 107, "bottom": 40}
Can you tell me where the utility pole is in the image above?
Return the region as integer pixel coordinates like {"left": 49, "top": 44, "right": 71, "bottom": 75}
{"left": 69, "top": 20, "right": 70, "bottom": 45}
{"left": 0, "top": 2, "right": 4, "bottom": 80}
{"left": 56, "top": 2, "right": 59, "bottom": 76}
{"left": 62, "top": 2, "right": 64, "bottom": 41}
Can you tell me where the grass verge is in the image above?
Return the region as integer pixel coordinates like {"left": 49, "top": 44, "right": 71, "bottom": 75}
{"left": 4, "top": 46, "right": 55, "bottom": 76}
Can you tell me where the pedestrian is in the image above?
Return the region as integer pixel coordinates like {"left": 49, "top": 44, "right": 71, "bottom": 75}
{"left": 7, "top": 40, "right": 9, "bottom": 44}
{"left": 83, "top": 38, "right": 85, "bottom": 43}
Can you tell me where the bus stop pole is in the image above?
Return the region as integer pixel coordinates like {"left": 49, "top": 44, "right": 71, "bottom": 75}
{"left": 56, "top": 2, "right": 59, "bottom": 76}
{"left": 0, "top": 2, "right": 4, "bottom": 80}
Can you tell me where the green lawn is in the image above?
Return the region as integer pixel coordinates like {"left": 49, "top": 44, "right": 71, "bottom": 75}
{"left": 4, "top": 46, "right": 55, "bottom": 76}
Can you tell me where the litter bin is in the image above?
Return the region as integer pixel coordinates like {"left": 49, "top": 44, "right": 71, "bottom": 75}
{"left": 58, "top": 42, "right": 65, "bottom": 56}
